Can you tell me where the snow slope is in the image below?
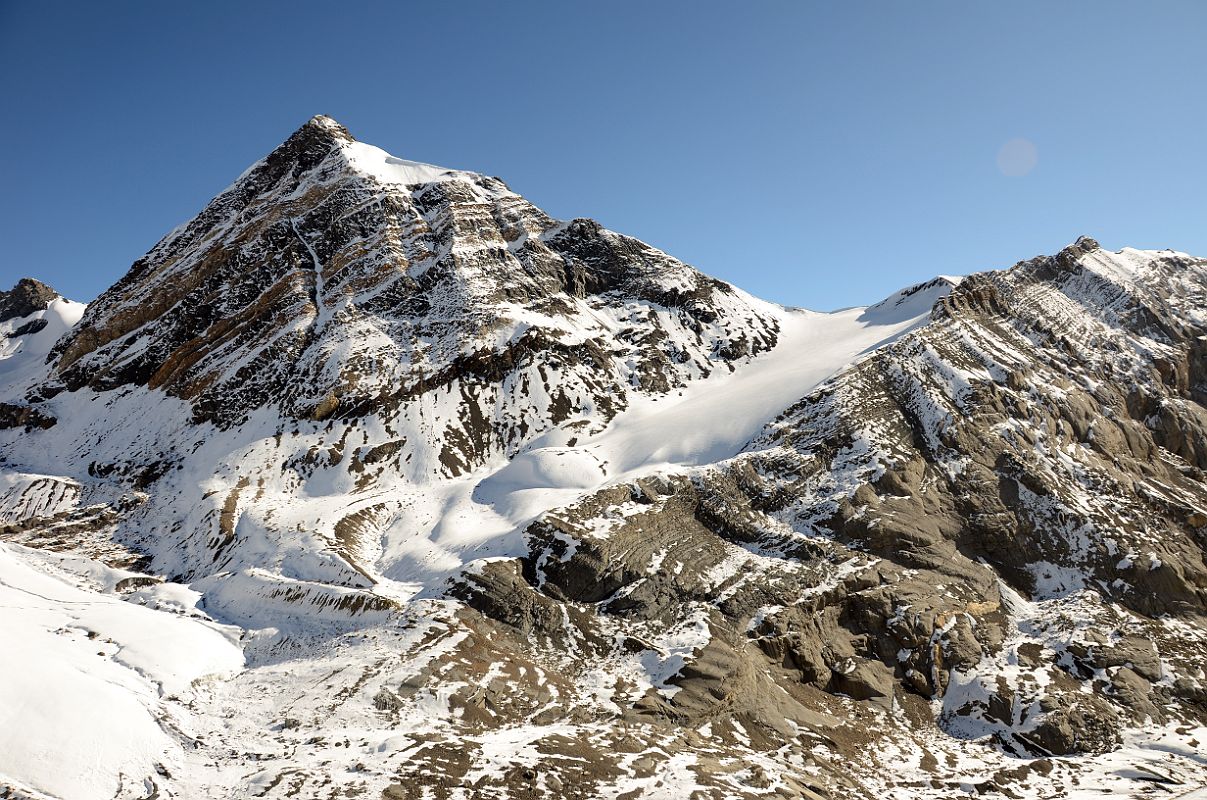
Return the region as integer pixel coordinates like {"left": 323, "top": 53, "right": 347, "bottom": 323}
{"left": 449, "top": 285, "right": 953, "bottom": 579}
{"left": 0, "top": 298, "right": 85, "bottom": 393}
{"left": 0, "top": 543, "right": 243, "bottom": 800}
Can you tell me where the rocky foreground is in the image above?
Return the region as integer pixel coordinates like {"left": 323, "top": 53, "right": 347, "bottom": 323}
{"left": 0, "top": 118, "right": 1204, "bottom": 799}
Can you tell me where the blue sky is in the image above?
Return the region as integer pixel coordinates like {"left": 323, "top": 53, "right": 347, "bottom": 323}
{"left": 2, "top": 1, "right": 1205, "bottom": 310}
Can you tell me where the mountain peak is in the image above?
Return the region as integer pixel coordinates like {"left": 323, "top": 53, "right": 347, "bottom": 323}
{"left": 294, "top": 113, "right": 356, "bottom": 145}
{"left": 306, "top": 113, "right": 348, "bottom": 132}
{"left": 0, "top": 278, "right": 60, "bottom": 323}
{"left": 262, "top": 115, "right": 356, "bottom": 167}
{"left": 279, "top": 115, "right": 473, "bottom": 188}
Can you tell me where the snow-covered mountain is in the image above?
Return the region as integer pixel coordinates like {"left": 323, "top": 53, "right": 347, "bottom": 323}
{"left": 1, "top": 118, "right": 1204, "bottom": 800}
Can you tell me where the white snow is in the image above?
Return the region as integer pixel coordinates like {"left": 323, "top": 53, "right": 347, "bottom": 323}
{"left": 380, "top": 281, "right": 950, "bottom": 584}
{"left": 340, "top": 140, "right": 482, "bottom": 188}
{"left": 0, "top": 543, "right": 243, "bottom": 800}
{"left": 0, "top": 298, "right": 86, "bottom": 397}
{"left": 579, "top": 302, "right": 931, "bottom": 478}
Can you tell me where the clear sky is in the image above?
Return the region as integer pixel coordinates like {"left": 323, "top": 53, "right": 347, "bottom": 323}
{"left": 2, "top": 1, "right": 1205, "bottom": 310}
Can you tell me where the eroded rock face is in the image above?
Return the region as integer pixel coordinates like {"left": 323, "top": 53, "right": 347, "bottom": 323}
{"left": 451, "top": 239, "right": 1207, "bottom": 780}
{"left": 0, "top": 278, "right": 58, "bottom": 324}
{"left": 0, "top": 402, "right": 56, "bottom": 430}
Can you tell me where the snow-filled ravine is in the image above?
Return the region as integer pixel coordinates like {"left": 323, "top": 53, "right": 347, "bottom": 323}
{"left": 405, "top": 279, "right": 960, "bottom": 587}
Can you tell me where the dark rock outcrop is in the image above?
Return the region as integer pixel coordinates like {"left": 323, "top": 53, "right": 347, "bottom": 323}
{"left": 0, "top": 278, "right": 58, "bottom": 322}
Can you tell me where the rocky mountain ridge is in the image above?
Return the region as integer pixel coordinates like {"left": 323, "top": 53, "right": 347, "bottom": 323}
{"left": 0, "top": 118, "right": 1204, "bottom": 800}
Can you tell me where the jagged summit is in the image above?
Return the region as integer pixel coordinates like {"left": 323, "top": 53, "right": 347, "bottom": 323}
{"left": 278, "top": 113, "right": 479, "bottom": 188}
{"left": 305, "top": 113, "right": 351, "bottom": 134}
{"left": 289, "top": 113, "right": 356, "bottom": 146}
{"left": 0, "top": 278, "right": 59, "bottom": 323}
{"left": 46, "top": 117, "right": 782, "bottom": 441}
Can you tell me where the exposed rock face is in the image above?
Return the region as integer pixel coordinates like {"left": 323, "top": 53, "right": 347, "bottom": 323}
{"left": 0, "top": 278, "right": 58, "bottom": 323}
{"left": 0, "top": 402, "right": 56, "bottom": 430}
{"left": 1, "top": 118, "right": 1205, "bottom": 799}
{"left": 453, "top": 237, "right": 1207, "bottom": 782}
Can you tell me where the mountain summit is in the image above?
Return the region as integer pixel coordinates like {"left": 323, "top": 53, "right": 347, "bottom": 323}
{"left": 49, "top": 115, "right": 780, "bottom": 435}
{"left": 1, "top": 118, "right": 1205, "bottom": 800}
